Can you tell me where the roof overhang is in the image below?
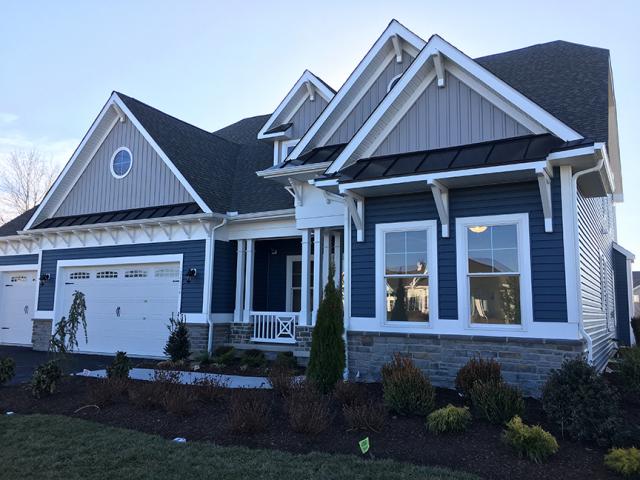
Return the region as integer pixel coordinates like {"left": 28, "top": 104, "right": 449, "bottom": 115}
{"left": 256, "top": 161, "right": 332, "bottom": 184}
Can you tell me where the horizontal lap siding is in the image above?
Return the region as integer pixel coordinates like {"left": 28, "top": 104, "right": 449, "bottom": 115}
{"left": 252, "top": 239, "right": 301, "bottom": 312}
{"left": 212, "top": 240, "right": 236, "bottom": 314}
{"left": 38, "top": 240, "right": 205, "bottom": 313}
{"left": 577, "top": 191, "right": 616, "bottom": 369}
{"left": 0, "top": 254, "right": 39, "bottom": 266}
{"left": 351, "top": 174, "right": 567, "bottom": 322}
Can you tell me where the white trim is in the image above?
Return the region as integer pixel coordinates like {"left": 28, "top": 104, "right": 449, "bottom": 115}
{"left": 455, "top": 213, "right": 533, "bottom": 331}
{"left": 234, "top": 239, "right": 246, "bottom": 323}
{"left": 285, "top": 255, "right": 300, "bottom": 312}
{"left": 560, "top": 166, "right": 580, "bottom": 324}
{"left": 386, "top": 73, "right": 403, "bottom": 93}
{"left": 613, "top": 243, "right": 636, "bottom": 260}
{"left": 0, "top": 264, "right": 38, "bottom": 273}
{"left": 300, "top": 229, "right": 311, "bottom": 326}
{"left": 288, "top": 20, "right": 426, "bottom": 161}
{"left": 257, "top": 161, "right": 332, "bottom": 179}
{"left": 375, "top": 220, "right": 438, "bottom": 330}
{"left": 109, "top": 146, "right": 133, "bottom": 179}
{"left": 312, "top": 227, "right": 322, "bottom": 325}
{"left": 257, "top": 70, "right": 335, "bottom": 140}
{"left": 326, "top": 35, "right": 582, "bottom": 174}
{"left": 536, "top": 167, "right": 553, "bottom": 232}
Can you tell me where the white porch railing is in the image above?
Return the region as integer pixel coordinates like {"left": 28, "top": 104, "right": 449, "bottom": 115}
{"left": 250, "top": 311, "right": 298, "bottom": 344}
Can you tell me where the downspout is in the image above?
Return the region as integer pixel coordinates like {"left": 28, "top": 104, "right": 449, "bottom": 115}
{"left": 206, "top": 217, "right": 228, "bottom": 354}
{"left": 571, "top": 155, "right": 605, "bottom": 364}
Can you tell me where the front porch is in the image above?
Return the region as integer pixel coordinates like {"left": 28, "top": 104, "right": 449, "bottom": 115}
{"left": 231, "top": 230, "right": 343, "bottom": 348}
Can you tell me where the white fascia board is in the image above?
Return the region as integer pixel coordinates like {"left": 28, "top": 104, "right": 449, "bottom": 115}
{"left": 287, "top": 20, "right": 426, "bottom": 161}
{"left": 613, "top": 243, "right": 636, "bottom": 261}
{"left": 338, "top": 161, "right": 549, "bottom": 193}
{"left": 256, "top": 161, "right": 332, "bottom": 179}
{"left": 227, "top": 209, "right": 295, "bottom": 222}
{"left": 23, "top": 94, "right": 120, "bottom": 230}
{"left": 56, "top": 254, "right": 183, "bottom": 269}
{"left": 257, "top": 70, "right": 335, "bottom": 140}
{"left": 113, "top": 95, "right": 212, "bottom": 213}
{"left": 326, "top": 34, "right": 583, "bottom": 175}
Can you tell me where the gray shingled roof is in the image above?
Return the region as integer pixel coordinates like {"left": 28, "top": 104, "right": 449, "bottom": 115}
{"left": 0, "top": 206, "right": 38, "bottom": 237}
{"left": 476, "top": 40, "right": 609, "bottom": 144}
{"left": 633, "top": 272, "right": 640, "bottom": 289}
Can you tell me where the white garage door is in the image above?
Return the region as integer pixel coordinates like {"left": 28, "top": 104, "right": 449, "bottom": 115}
{"left": 0, "top": 271, "right": 37, "bottom": 345}
{"left": 57, "top": 262, "right": 182, "bottom": 357}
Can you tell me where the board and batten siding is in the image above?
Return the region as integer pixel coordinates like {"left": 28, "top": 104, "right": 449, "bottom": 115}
{"left": 38, "top": 240, "right": 205, "bottom": 313}
{"left": 288, "top": 96, "right": 329, "bottom": 139}
{"left": 351, "top": 175, "right": 567, "bottom": 323}
{"left": 374, "top": 71, "right": 531, "bottom": 157}
{"left": 328, "top": 54, "right": 415, "bottom": 146}
{"left": 613, "top": 248, "right": 631, "bottom": 346}
{"left": 0, "top": 254, "right": 39, "bottom": 266}
{"left": 212, "top": 240, "right": 236, "bottom": 314}
{"left": 576, "top": 191, "right": 616, "bottom": 369}
{"left": 55, "top": 119, "right": 193, "bottom": 217}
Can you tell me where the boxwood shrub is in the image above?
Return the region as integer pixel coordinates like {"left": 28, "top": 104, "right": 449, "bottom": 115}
{"left": 469, "top": 380, "right": 524, "bottom": 425}
{"left": 427, "top": 404, "right": 472, "bottom": 434}
{"left": 503, "top": 416, "right": 559, "bottom": 463}
{"left": 381, "top": 354, "right": 435, "bottom": 416}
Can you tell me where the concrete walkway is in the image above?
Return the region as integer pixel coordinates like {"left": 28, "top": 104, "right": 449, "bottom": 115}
{"left": 76, "top": 368, "right": 273, "bottom": 389}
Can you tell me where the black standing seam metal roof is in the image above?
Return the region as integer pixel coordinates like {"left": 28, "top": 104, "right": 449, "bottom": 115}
{"left": 633, "top": 272, "right": 640, "bottom": 289}
{"left": 263, "top": 123, "right": 293, "bottom": 135}
{"left": 337, "top": 134, "right": 594, "bottom": 183}
{"left": 33, "top": 203, "right": 202, "bottom": 230}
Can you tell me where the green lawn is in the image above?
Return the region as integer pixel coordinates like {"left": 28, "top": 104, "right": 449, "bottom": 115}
{"left": 0, "top": 415, "right": 480, "bottom": 480}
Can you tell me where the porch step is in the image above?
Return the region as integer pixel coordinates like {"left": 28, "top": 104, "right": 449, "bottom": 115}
{"left": 229, "top": 342, "right": 310, "bottom": 360}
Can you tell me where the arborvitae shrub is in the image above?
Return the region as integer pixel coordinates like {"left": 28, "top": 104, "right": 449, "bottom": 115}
{"left": 164, "top": 313, "right": 191, "bottom": 362}
{"left": 307, "top": 262, "right": 345, "bottom": 393}
{"left": 381, "top": 353, "right": 435, "bottom": 416}
{"left": 455, "top": 357, "right": 503, "bottom": 397}
{"left": 0, "top": 357, "right": 16, "bottom": 385}
{"left": 107, "top": 351, "right": 132, "bottom": 379}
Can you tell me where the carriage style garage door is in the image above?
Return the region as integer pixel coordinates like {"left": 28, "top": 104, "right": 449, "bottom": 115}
{"left": 0, "top": 271, "right": 37, "bottom": 345}
{"left": 57, "top": 262, "right": 182, "bottom": 357}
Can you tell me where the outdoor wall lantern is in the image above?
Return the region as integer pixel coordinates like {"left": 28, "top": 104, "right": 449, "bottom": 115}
{"left": 185, "top": 268, "right": 197, "bottom": 283}
{"left": 39, "top": 273, "right": 50, "bottom": 286}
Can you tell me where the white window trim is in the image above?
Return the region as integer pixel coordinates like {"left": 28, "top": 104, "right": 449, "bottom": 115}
{"left": 110, "top": 146, "right": 133, "bottom": 179}
{"left": 286, "top": 254, "right": 314, "bottom": 312}
{"left": 456, "top": 213, "right": 533, "bottom": 332}
{"left": 375, "top": 220, "right": 438, "bottom": 329}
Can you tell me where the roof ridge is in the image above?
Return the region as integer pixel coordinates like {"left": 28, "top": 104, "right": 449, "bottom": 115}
{"left": 475, "top": 39, "right": 609, "bottom": 61}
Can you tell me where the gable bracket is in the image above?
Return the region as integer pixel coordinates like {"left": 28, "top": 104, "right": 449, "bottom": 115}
{"left": 177, "top": 221, "right": 192, "bottom": 239}
{"left": 305, "top": 81, "right": 316, "bottom": 102}
{"left": 536, "top": 167, "right": 553, "bottom": 232}
{"left": 344, "top": 191, "right": 365, "bottom": 242}
{"left": 158, "top": 222, "right": 173, "bottom": 240}
{"left": 112, "top": 102, "right": 127, "bottom": 123}
{"left": 428, "top": 180, "right": 450, "bottom": 237}
{"left": 323, "top": 190, "right": 344, "bottom": 205}
{"left": 391, "top": 35, "right": 403, "bottom": 63}
{"left": 285, "top": 179, "right": 305, "bottom": 207}
{"left": 121, "top": 225, "right": 136, "bottom": 243}
{"left": 432, "top": 52, "right": 445, "bottom": 88}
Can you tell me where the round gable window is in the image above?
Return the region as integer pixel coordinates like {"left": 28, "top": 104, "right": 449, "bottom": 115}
{"left": 110, "top": 147, "right": 133, "bottom": 178}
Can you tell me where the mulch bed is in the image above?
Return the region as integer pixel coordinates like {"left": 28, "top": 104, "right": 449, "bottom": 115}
{"left": 136, "top": 360, "right": 304, "bottom": 378}
{"left": 0, "top": 376, "right": 632, "bottom": 480}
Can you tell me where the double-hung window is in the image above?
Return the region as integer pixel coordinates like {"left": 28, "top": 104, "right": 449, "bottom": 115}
{"left": 376, "top": 220, "right": 438, "bottom": 325}
{"left": 457, "top": 213, "right": 532, "bottom": 328}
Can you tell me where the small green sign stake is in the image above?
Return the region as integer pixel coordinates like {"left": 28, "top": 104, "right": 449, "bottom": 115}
{"left": 359, "top": 437, "right": 370, "bottom": 455}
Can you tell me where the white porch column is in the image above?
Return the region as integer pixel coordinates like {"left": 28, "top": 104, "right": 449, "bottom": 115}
{"left": 243, "top": 238, "right": 254, "bottom": 323}
{"left": 333, "top": 231, "right": 341, "bottom": 287}
{"left": 233, "top": 239, "right": 246, "bottom": 323}
{"left": 322, "top": 230, "right": 331, "bottom": 289}
{"left": 300, "top": 230, "right": 311, "bottom": 326}
{"left": 312, "top": 227, "right": 322, "bottom": 325}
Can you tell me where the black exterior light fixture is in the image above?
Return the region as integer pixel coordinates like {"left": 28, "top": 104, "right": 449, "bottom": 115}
{"left": 185, "top": 268, "right": 197, "bottom": 283}
{"left": 39, "top": 273, "right": 50, "bottom": 286}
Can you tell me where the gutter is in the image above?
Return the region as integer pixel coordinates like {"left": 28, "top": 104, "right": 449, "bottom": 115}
{"left": 570, "top": 151, "right": 606, "bottom": 364}
{"left": 206, "top": 217, "right": 228, "bottom": 354}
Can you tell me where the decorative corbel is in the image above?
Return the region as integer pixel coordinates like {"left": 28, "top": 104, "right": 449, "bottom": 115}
{"left": 57, "top": 232, "right": 71, "bottom": 247}
{"left": 536, "top": 167, "right": 553, "bottom": 233}
{"left": 391, "top": 34, "right": 403, "bottom": 63}
{"left": 432, "top": 52, "right": 445, "bottom": 88}
{"left": 106, "top": 228, "right": 119, "bottom": 245}
{"left": 88, "top": 228, "right": 103, "bottom": 245}
{"left": 323, "top": 190, "right": 344, "bottom": 205}
{"left": 158, "top": 222, "right": 173, "bottom": 240}
{"left": 429, "top": 180, "right": 450, "bottom": 238}
{"left": 177, "top": 221, "right": 192, "bottom": 239}
{"left": 344, "top": 191, "right": 365, "bottom": 242}
{"left": 121, "top": 225, "right": 136, "bottom": 243}
{"left": 140, "top": 224, "right": 154, "bottom": 241}
{"left": 305, "top": 81, "right": 315, "bottom": 102}
{"left": 285, "top": 179, "right": 304, "bottom": 207}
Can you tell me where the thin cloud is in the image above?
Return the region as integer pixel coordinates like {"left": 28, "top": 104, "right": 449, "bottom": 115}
{"left": 0, "top": 113, "right": 18, "bottom": 125}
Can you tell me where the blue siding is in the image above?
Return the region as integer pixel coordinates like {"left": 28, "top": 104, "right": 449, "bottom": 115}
{"left": 212, "top": 240, "right": 236, "bottom": 314}
{"left": 613, "top": 249, "right": 631, "bottom": 346}
{"left": 351, "top": 173, "right": 567, "bottom": 322}
{"left": 0, "top": 254, "right": 38, "bottom": 266}
{"left": 38, "top": 240, "right": 205, "bottom": 313}
{"left": 253, "top": 238, "right": 301, "bottom": 312}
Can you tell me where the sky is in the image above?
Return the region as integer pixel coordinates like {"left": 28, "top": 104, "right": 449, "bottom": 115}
{"left": 0, "top": 0, "right": 639, "bottom": 258}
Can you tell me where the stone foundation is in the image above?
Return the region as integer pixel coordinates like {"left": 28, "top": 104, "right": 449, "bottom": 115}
{"left": 32, "top": 319, "right": 53, "bottom": 351}
{"left": 347, "top": 331, "right": 585, "bottom": 397}
{"left": 185, "top": 323, "right": 209, "bottom": 353}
